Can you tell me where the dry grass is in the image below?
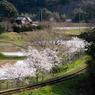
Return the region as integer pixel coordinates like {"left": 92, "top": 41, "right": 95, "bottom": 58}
{"left": 38, "top": 21, "right": 94, "bottom": 27}
{"left": 0, "top": 60, "right": 17, "bottom": 67}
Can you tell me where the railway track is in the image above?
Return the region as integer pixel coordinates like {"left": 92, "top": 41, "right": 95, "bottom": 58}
{"left": 0, "top": 66, "right": 87, "bottom": 95}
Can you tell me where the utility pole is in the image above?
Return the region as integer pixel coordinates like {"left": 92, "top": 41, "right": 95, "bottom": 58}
{"left": 79, "top": 0, "right": 81, "bottom": 33}
{"left": 79, "top": 8, "right": 80, "bottom": 33}
{"left": 39, "top": 9, "right": 42, "bottom": 22}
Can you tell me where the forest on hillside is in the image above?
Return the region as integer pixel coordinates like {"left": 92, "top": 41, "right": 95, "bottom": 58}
{"left": 6, "top": 0, "right": 95, "bottom": 13}
{"left": 3, "top": 0, "right": 94, "bottom": 22}
{"left": 0, "top": 0, "right": 95, "bottom": 22}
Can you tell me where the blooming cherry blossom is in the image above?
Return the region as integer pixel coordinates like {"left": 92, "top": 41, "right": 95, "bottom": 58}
{"left": 1, "top": 61, "right": 36, "bottom": 84}
{"left": 24, "top": 46, "right": 59, "bottom": 73}
{"left": 66, "top": 37, "right": 87, "bottom": 53}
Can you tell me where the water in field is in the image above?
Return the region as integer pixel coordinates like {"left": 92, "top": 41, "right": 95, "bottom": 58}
{"left": 0, "top": 44, "right": 25, "bottom": 80}
{"left": 0, "top": 44, "right": 25, "bottom": 56}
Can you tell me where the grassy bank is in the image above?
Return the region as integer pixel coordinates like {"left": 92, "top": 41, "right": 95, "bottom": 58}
{"left": 0, "top": 53, "right": 26, "bottom": 60}
{"left": 0, "top": 28, "right": 87, "bottom": 50}
{"left": 32, "top": 74, "right": 88, "bottom": 95}
{"left": 12, "top": 73, "right": 88, "bottom": 95}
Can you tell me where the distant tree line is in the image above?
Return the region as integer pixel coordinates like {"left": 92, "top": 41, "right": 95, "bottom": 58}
{"left": 1, "top": 0, "right": 95, "bottom": 23}
{"left": 20, "top": 4, "right": 95, "bottom": 23}
{"left": 72, "top": 4, "right": 95, "bottom": 22}
{"left": 20, "top": 8, "right": 67, "bottom": 22}
{"left": 6, "top": 0, "right": 72, "bottom": 14}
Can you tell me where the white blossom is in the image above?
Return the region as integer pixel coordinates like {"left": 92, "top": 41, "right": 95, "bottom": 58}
{"left": 66, "top": 37, "right": 88, "bottom": 53}
{"left": 1, "top": 61, "right": 35, "bottom": 80}
{"left": 0, "top": 46, "right": 59, "bottom": 83}
{"left": 24, "top": 46, "right": 59, "bottom": 72}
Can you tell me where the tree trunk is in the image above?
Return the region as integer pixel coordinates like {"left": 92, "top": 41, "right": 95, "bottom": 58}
{"left": 36, "top": 74, "right": 38, "bottom": 83}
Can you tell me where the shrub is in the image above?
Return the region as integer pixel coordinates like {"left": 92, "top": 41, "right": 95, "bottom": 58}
{"left": 61, "top": 14, "right": 67, "bottom": 22}
{"left": 13, "top": 25, "right": 43, "bottom": 33}
{"left": 53, "top": 12, "right": 60, "bottom": 22}
{"left": 35, "top": 25, "right": 43, "bottom": 30}
{"left": 13, "top": 26, "right": 21, "bottom": 33}
{"left": 0, "top": 22, "right": 7, "bottom": 34}
{"left": 52, "top": 65, "right": 68, "bottom": 74}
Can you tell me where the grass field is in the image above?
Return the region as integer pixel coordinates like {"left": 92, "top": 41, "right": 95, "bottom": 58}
{"left": 0, "top": 28, "right": 87, "bottom": 44}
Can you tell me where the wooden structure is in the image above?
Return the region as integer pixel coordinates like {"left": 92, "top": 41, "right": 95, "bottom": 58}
{"left": 16, "top": 16, "right": 32, "bottom": 26}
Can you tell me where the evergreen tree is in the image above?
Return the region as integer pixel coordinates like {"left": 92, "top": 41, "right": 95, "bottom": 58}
{"left": 0, "top": 1, "right": 18, "bottom": 18}
{"left": 53, "top": 12, "right": 60, "bottom": 22}
{"left": 42, "top": 8, "right": 53, "bottom": 20}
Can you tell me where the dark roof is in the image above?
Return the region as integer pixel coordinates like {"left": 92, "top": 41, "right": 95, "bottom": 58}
{"left": 16, "top": 16, "right": 32, "bottom": 21}
{"left": 16, "top": 16, "right": 26, "bottom": 20}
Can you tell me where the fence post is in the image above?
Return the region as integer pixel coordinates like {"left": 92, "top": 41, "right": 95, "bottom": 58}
{"left": 0, "top": 84, "right": 1, "bottom": 91}
{"left": 68, "top": 54, "right": 70, "bottom": 64}
{"left": 22, "top": 81, "right": 23, "bottom": 86}
{"left": 6, "top": 82, "right": 8, "bottom": 89}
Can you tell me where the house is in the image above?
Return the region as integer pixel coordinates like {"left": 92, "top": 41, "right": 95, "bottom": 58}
{"left": 65, "top": 19, "right": 72, "bottom": 23}
{"left": 16, "top": 16, "right": 32, "bottom": 26}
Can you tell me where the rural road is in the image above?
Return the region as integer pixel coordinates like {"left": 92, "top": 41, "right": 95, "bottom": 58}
{"left": 53, "top": 27, "right": 90, "bottom": 30}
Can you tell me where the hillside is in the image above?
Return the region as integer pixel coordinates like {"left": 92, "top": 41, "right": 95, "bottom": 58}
{"left": 7, "top": 0, "right": 95, "bottom": 16}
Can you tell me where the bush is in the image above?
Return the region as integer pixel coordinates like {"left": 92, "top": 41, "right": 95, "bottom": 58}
{"left": 0, "top": 22, "right": 7, "bottom": 34}
{"left": 13, "top": 25, "right": 43, "bottom": 33}
{"left": 51, "top": 65, "right": 68, "bottom": 74}
{"left": 53, "top": 12, "right": 60, "bottom": 22}
{"left": 13, "top": 26, "right": 21, "bottom": 33}
{"left": 35, "top": 25, "right": 43, "bottom": 30}
{"left": 61, "top": 14, "right": 67, "bottom": 22}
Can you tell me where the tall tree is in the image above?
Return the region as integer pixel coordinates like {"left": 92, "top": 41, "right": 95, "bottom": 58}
{"left": 42, "top": 8, "right": 53, "bottom": 20}
{"left": 0, "top": 0, "right": 18, "bottom": 18}
{"left": 84, "top": 4, "right": 95, "bottom": 20}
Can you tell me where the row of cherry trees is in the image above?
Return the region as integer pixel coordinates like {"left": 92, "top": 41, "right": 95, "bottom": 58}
{"left": 0, "top": 37, "right": 89, "bottom": 90}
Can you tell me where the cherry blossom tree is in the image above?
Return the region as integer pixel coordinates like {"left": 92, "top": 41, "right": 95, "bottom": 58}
{"left": 0, "top": 37, "right": 88, "bottom": 85}
{"left": 24, "top": 46, "right": 59, "bottom": 82}
{"left": 1, "top": 61, "right": 36, "bottom": 85}
{"left": 0, "top": 46, "right": 59, "bottom": 84}
{"left": 59, "top": 37, "right": 89, "bottom": 65}
{"left": 66, "top": 37, "right": 87, "bottom": 53}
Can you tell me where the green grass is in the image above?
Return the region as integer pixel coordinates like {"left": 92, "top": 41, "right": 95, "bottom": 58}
{"left": 0, "top": 28, "right": 88, "bottom": 50}
{"left": 12, "top": 73, "right": 88, "bottom": 95}
{"left": 43, "top": 55, "right": 90, "bottom": 80}
{"left": 0, "top": 29, "right": 82, "bottom": 51}
{"left": 32, "top": 74, "right": 87, "bottom": 95}
{"left": 0, "top": 52, "right": 26, "bottom": 60}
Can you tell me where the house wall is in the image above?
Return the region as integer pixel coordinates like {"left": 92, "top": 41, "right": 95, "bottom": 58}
{"left": 21, "top": 20, "right": 25, "bottom": 25}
